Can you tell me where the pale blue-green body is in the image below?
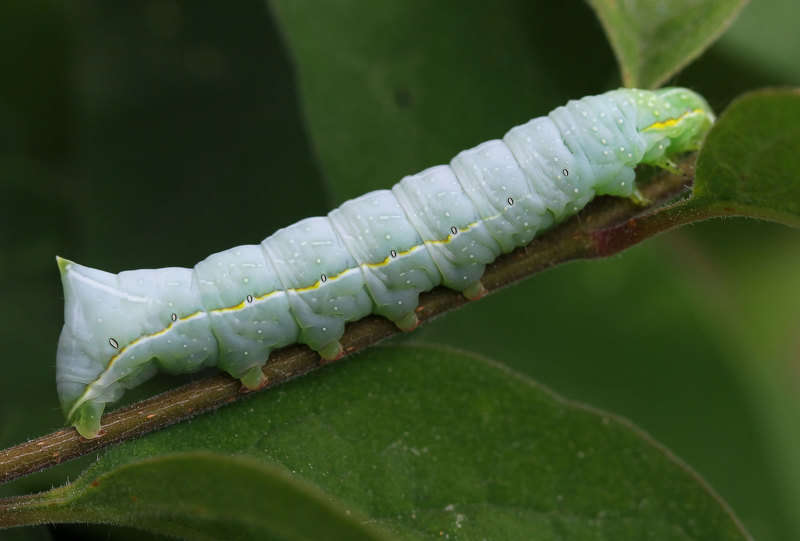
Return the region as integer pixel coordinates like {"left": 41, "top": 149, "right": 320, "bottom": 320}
{"left": 57, "top": 87, "right": 715, "bottom": 437}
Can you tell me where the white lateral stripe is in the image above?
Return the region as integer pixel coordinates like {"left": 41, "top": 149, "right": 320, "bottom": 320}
{"left": 68, "top": 268, "right": 150, "bottom": 303}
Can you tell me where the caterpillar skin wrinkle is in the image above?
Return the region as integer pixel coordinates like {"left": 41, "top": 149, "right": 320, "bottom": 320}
{"left": 56, "top": 88, "right": 715, "bottom": 438}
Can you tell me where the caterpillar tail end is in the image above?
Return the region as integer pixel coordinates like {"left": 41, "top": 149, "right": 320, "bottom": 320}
{"left": 57, "top": 256, "right": 109, "bottom": 439}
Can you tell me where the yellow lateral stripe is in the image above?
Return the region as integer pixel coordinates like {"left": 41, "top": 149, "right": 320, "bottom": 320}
{"left": 213, "top": 300, "right": 247, "bottom": 313}
{"left": 643, "top": 108, "right": 706, "bottom": 132}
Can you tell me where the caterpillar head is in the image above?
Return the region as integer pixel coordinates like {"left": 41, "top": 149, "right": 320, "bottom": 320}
{"left": 640, "top": 87, "right": 716, "bottom": 161}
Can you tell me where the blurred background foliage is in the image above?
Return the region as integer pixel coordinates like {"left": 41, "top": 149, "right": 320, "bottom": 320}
{"left": 0, "top": 0, "right": 797, "bottom": 539}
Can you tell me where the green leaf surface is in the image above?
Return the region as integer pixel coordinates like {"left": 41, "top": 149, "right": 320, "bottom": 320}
{"left": 4, "top": 346, "right": 749, "bottom": 540}
{"left": 586, "top": 0, "right": 748, "bottom": 88}
{"left": 690, "top": 89, "right": 800, "bottom": 224}
{"left": 11, "top": 453, "right": 388, "bottom": 541}
{"left": 269, "top": 0, "right": 616, "bottom": 202}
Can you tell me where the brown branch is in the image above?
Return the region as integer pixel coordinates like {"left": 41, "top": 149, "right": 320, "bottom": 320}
{"left": 0, "top": 156, "right": 700, "bottom": 486}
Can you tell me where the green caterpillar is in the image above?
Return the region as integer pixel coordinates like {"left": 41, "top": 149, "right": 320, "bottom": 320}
{"left": 57, "top": 87, "right": 715, "bottom": 438}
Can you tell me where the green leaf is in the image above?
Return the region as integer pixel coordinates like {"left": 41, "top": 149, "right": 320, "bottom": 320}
{"left": 269, "top": 0, "right": 616, "bottom": 201}
{"left": 4, "top": 346, "right": 749, "bottom": 540}
{"left": 586, "top": 0, "right": 748, "bottom": 88}
{"left": 690, "top": 89, "right": 800, "bottom": 224}
{"left": 10, "top": 453, "right": 388, "bottom": 541}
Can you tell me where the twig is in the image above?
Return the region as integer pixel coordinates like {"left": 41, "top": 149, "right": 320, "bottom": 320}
{"left": 0, "top": 156, "right": 701, "bottom": 485}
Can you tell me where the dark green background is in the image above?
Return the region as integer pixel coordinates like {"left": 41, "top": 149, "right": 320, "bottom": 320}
{"left": 1, "top": 1, "right": 798, "bottom": 539}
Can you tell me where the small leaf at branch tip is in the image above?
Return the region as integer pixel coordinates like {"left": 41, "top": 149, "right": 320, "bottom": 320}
{"left": 588, "top": 0, "right": 748, "bottom": 87}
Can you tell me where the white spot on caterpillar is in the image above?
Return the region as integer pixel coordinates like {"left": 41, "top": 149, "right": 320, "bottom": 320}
{"left": 247, "top": 295, "right": 253, "bottom": 303}
{"left": 171, "top": 313, "right": 177, "bottom": 322}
